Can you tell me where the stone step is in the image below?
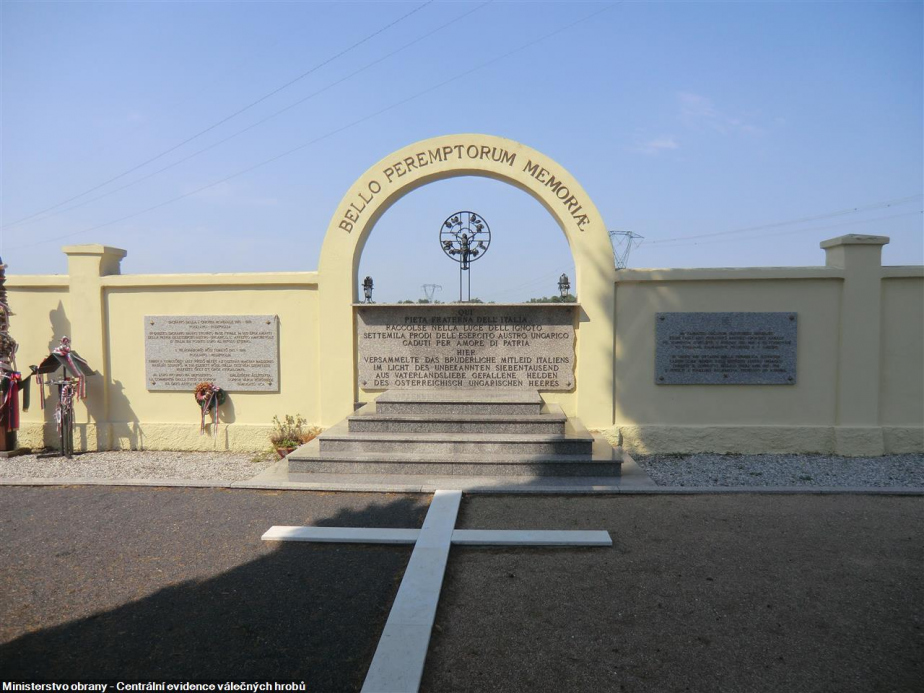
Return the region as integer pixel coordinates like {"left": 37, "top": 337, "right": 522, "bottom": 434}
{"left": 347, "top": 402, "right": 567, "bottom": 435}
{"left": 373, "top": 388, "right": 543, "bottom": 416}
{"left": 288, "top": 434, "right": 622, "bottom": 477}
{"left": 318, "top": 418, "right": 593, "bottom": 456}
{"left": 320, "top": 433, "right": 592, "bottom": 456}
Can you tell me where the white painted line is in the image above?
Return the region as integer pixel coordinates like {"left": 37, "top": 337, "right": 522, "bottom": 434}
{"left": 261, "top": 526, "right": 420, "bottom": 544}
{"left": 361, "top": 490, "right": 462, "bottom": 693}
{"left": 451, "top": 529, "right": 612, "bottom": 546}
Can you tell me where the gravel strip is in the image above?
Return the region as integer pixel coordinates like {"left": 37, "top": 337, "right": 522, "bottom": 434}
{"left": 635, "top": 453, "right": 924, "bottom": 487}
{"left": 3, "top": 449, "right": 924, "bottom": 488}
{"left": 0, "top": 450, "right": 277, "bottom": 482}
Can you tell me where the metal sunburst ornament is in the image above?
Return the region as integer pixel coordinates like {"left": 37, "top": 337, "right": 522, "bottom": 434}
{"left": 440, "top": 211, "right": 491, "bottom": 302}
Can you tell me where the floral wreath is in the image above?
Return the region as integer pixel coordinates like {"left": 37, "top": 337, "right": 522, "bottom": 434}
{"left": 194, "top": 382, "right": 226, "bottom": 436}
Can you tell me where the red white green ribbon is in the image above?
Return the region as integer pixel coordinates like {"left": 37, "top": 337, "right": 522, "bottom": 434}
{"left": 196, "top": 384, "right": 222, "bottom": 437}
{"left": 53, "top": 338, "right": 86, "bottom": 400}
{"left": 0, "top": 371, "right": 21, "bottom": 431}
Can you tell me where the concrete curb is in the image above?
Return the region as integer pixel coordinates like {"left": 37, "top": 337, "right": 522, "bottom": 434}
{"left": 1, "top": 477, "right": 923, "bottom": 495}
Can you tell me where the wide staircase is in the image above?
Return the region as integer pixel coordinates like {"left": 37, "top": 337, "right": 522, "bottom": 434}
{"left": 288, "top": 389, "right": 622, "bottom": 477}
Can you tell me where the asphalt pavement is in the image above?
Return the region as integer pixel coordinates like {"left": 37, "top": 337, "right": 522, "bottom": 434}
{"left": 0, "top": 486, "right": 429, "bottom": 689}
{"left": 425, "top": 494, "right": 924, "bottom": 693}
{"left": 1, "top": 487, "right": 921, "bottom": 692}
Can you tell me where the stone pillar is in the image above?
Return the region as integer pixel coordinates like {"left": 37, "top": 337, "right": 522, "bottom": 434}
{"left": 62, "top": 244, "right": 127, "bottom": 451}
{"left": 821, "top": 234, "right": 888, "bottom": 455}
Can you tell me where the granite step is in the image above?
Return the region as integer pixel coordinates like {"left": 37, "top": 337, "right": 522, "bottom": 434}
{"left": 318, "top": 418, "right": 593, "bottom": 456}
{"left": 288, "top": 434, "right": 622, "bottom": 477}
{"left": 347, "top": 402, "right": 567, "bottom": 435}
{"left": 373, "top": 388, "right": 543, "bottom": 416}
{"left": 320, "top": 433, "right": 592, "bottom": 456}
{"left": 285, "top": 388, "right": 620, "bottom": 478}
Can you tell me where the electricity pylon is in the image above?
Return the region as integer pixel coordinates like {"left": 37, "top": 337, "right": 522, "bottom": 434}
{"left": 609, "top": 230, "right": 644, "bottom": 270}
{"left": 422, "top": 284, "right": 442, "bottom": 301}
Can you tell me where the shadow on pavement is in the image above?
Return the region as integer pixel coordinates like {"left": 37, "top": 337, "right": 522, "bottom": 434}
{"left": 1, "top": 491, "right": 429, "bottom": 688}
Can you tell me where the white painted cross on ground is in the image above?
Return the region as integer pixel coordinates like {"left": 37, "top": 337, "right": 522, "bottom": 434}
{"left": 262, "top": 489, "right": 612, "bottom": 693}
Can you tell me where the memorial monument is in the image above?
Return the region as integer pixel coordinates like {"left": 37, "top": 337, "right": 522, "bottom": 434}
{"left": 289, "top": 204, "right": 622, "bottom": 478}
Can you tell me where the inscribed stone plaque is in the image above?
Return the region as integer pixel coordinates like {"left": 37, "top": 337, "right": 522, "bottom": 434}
{"left": 356, "top": 304, "right": 575, "bottom": 390}
{"left": 655, "top": 312, "right": 797, "bottom": 385}
{"left": 145, "top": 315, "right": 279, "bottom": 391}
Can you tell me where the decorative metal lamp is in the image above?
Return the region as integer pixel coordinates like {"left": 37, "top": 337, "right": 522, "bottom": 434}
{"left": 558, "top": 273, "right": 571, "bottom": 298}
{"left": 362, "top": 276, "right": 374, "bottom": 303}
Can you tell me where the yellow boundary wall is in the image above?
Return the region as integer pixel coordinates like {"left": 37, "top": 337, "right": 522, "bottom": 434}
{"left": 8, "top": 135, "right": 923, "bottom": 455}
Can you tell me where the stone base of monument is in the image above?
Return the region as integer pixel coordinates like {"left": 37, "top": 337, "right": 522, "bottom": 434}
{"left": 288, "top": 389, "right": 622, "bottom": 477}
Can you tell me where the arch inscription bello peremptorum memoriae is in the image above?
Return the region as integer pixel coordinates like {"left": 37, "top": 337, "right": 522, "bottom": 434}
{"left": 7, "top": 133, "right": 924, "bottom": 457}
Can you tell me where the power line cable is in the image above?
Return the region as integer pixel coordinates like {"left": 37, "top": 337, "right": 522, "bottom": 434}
{"left": 490, "top": 264, "right": 575, "bottom": 300}
{"left": 494, "top": 268, "right": 571, "bottom": 296}
{"left": 2, "top": 1, "right": 434, "bottom": 230}
{"left": 488, "top": 209, "right": 923, "bottom": 296}
{"left": 9, "top": 3, "right": 617, "bottom": 252}
{"left": 638, "top": 210, "right": 922, "bottom": 250}
{"left": 479, "top": 209, "right": 923, "bottom": 298}
{"left": 643, "top": 194, "right": 922, "bottom": 245}
{"left": 4, "top": 1, "right": 492, "bottom": 232}
{"left": 490, "top": 210, "right": 922, "bottom": 296}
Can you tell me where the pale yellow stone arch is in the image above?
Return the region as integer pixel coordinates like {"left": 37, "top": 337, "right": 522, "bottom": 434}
{"left": 317, "top": 134, "right": 616, "bottom": 427}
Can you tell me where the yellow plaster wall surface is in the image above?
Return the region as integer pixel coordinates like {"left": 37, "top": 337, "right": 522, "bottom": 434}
{"left": 7, "top": 254, "right": 923, "bottom": 455}
{"left": 8, "top": 270, "right": 320, "bottom": 452}
{"left": 103, "top": 278, "right": 319, "bottom": 451}
{"left": 880, "top": 277, "right": 924, "bottom": 429}
{"left": 610, "top": 256, "right": 923, "bottom": 454}
{"left": 600, "top": 425, "right": 836, "bottom": 456}
{"left": 613, "top": 273, "right": 842, "bottom": 428}
{"left": 7, "top": 278, "right": 71, "bottom": 449}
{"left": 7, "top": 278, "right": 71, "bottom": 373}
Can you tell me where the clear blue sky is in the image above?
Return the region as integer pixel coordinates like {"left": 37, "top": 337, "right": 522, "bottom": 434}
{"left": 2, "top": 0, "right": 921, "bottom": 302}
